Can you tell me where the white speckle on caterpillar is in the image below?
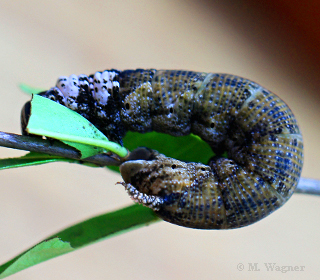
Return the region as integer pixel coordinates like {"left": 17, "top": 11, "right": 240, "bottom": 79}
{"left": 55, "top": 75, "right": 80, "bottom": 110}
{"left": 49, "top": 71, "right": 120, "bottom": 113}
{"left": 56, "top": 75, "right": 80, "bottom": 98}
{"left": 93, "top": 70, "right": 119, "bottom": 105}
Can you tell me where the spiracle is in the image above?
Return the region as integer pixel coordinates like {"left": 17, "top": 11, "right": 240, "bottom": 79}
{"left": 23, "top": 69, "right": 304, "bottom": 229}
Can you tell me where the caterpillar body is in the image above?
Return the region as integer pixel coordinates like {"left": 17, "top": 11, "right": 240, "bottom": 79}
{"left": 23, "top": 69, "right": 304, "bottom": 229}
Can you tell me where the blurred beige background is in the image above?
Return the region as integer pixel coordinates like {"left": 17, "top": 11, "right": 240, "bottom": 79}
{"left": 0, "top": 1, "right": 319, "bottom": 279}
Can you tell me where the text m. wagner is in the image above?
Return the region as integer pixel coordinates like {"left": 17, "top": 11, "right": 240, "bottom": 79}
{"left": 248, "top": 263, "right": 305, "bottom": 273}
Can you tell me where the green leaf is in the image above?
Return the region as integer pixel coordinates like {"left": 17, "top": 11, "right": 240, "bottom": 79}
{"left": 0, "top": 204, "right": 159, "bottom": 278}
{"left": 0, "top": 238, "right": 74, "bottom": 279}
{"left": 0, "top": 152, "right": 72, "bottom": 170}
{"left": 19, "top": 84, "right": 45, "bottom": 95}
{"left": 107, "top": 131, "right": 215, "bottom": 173}
{"left": 27, "top": 95, "right": 127, "bottom": 158}
{"left": 124, "top": 131, "right": 214, "bottom": 163}
{"left": 54, "top": 204, "right": 159, "bottom": 248}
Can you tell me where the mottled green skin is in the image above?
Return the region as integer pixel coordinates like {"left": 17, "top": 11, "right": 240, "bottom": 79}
{"left": 118, "top": 70, "right": 303, "bottom": 229}
{"left": 35, "top": 69, "right": 304, "bottom": 229}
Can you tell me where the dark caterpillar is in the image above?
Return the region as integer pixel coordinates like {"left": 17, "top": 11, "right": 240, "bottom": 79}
{"left": 22, "top": 69, "right": 304, "bottom": 229}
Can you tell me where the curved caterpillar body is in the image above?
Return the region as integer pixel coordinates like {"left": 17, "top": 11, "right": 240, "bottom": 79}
{"left": 25, "top": 69, "right": 304, "bottom": 229}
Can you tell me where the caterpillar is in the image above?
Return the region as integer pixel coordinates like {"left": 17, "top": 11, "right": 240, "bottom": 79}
{"left": 21, "top": 69, "right": 304, "bottom": 229}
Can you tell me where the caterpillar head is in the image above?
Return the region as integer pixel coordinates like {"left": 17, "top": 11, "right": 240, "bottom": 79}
{"left": 119, "top": 152, "right": 212, "bottom": 213}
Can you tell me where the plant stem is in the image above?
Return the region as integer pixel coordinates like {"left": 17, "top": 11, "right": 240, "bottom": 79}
{"left": 0, "top": 131, "right": 121, "bottom": 166}
{"left": 296, "top": 178, "right": 320, "bottom": 196}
